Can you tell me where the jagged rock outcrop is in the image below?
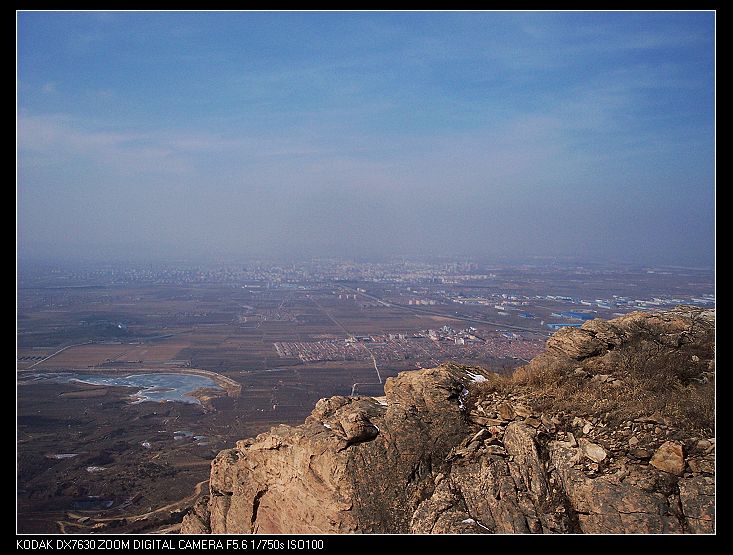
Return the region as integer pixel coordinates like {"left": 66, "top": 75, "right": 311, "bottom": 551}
{"left": 182, "top": 308, "right": 715, "bottom": 534}
{"left": 185, "top": 367, "right": 469, "bottom": 533}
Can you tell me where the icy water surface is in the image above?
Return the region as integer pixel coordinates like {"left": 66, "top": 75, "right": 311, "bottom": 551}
{"left": 31, "top": 372, "right": 221, "bottom": 404}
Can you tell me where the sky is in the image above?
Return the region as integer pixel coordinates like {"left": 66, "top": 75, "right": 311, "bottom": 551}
{"left": 17, "top": 11, "right": 715, "bottom": 266}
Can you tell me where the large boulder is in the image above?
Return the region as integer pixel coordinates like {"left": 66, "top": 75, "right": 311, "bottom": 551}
{"left": 184, "top": 365, "right": 472, "bottom": 533}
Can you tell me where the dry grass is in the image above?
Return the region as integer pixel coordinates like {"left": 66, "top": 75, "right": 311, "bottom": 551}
{"left": 465, "top": 322, "right": 715, "bottom": 436}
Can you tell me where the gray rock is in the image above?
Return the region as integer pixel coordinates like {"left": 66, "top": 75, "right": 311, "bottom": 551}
{"left": 497, "top": 402, "right": 515, "bottom": 420}
{"left": 470, "top": 416, "right": 506, "bottom": 427}
{"left": 524, "top": 417, "right": 541, "bottom": 428}
{"left": 650, "top": 442, "right": 685, "bottom": 476}
{"left": 579, "top": 438, "right": 607, "bottom": 463}
{"left": 687, "top": 457, "right": 714, "bottom": 475}
{"left": 340, "top": 410, "right": 380, "bottom": 443}
{"left": 679, "top": 476, "right": 715, "bottom": 533}
{"left": 695, "top": 439, "right": 711, "bottom": 452}
{"left": 629, "top": 448, "right": 652, "bottom": 460}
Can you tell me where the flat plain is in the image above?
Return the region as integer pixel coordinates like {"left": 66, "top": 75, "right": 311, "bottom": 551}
{"left": 17, "top": 262, "right": 713, "bottom": 532}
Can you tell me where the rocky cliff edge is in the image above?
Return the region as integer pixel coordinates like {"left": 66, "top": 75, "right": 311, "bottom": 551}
{"left": 182, "top": 307, "right": 715, "bottom": 534}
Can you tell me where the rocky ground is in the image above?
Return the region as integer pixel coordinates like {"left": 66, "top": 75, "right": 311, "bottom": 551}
{"left": 182, "top": 307, "right": 715, "bottom": 534}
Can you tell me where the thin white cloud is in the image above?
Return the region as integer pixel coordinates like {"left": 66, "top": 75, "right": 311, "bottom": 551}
{"left": 18, "top": 113, "right": 191, "bottom": 177}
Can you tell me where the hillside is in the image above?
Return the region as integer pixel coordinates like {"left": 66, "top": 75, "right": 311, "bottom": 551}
{"left": 182, "top": 307, "right": 715, "bottom": 534}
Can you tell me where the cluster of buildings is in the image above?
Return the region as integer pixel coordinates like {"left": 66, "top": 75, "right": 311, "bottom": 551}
{"left": 274, "top": 340, "right": 367, "bottom": 362}
{"left": 407, "top": 299, "right": 437, "bottom": 306}
{"left": 273, "top": 326, "right": 545, "bottom": 366}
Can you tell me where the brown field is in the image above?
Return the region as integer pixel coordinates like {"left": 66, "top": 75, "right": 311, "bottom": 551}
{"left": 111, "top": 342, "right": 190, "bottom": 363}
{"left": 58, "top": 388, "right": 110, "bottom": 398}
{"left": 32, "top": 344, "right": 134, "bottom": 368}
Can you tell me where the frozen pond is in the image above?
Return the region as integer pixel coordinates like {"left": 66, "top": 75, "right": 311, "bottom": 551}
{"left": 32, "top": 372, "right": 222, "bottom": 404}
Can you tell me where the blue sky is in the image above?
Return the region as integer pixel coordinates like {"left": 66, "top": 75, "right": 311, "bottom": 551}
{"left": 17, "top": 11, "right": 715, "bottom": 265}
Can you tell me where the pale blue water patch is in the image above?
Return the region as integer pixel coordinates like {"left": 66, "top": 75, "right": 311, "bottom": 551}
{"left": 33, "top": 372, "right": 222, "bottom": 404}
{"left": 46, "top": 453, "right": 79, "bottom": 459}
{"left": 72, "top": 497, "right": 114, "bottom": 510}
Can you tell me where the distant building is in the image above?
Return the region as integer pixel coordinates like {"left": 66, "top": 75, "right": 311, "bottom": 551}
{"left": 557, "top": 311, "right": 595, "bottom": 321}
{"left": 546, "top": 323, "right": 583, "bottom": 330}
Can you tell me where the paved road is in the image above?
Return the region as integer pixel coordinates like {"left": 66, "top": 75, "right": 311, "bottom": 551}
{"left": 308, "top": 295, "right": 383, "bottom": 393}
{"left": 24, "top": 341, "right": 93, "bottom": 370}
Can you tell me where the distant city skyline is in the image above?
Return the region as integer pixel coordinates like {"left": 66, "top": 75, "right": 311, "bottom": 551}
{"left": 18, "top": 11, "right": 715, "bottom": 266}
